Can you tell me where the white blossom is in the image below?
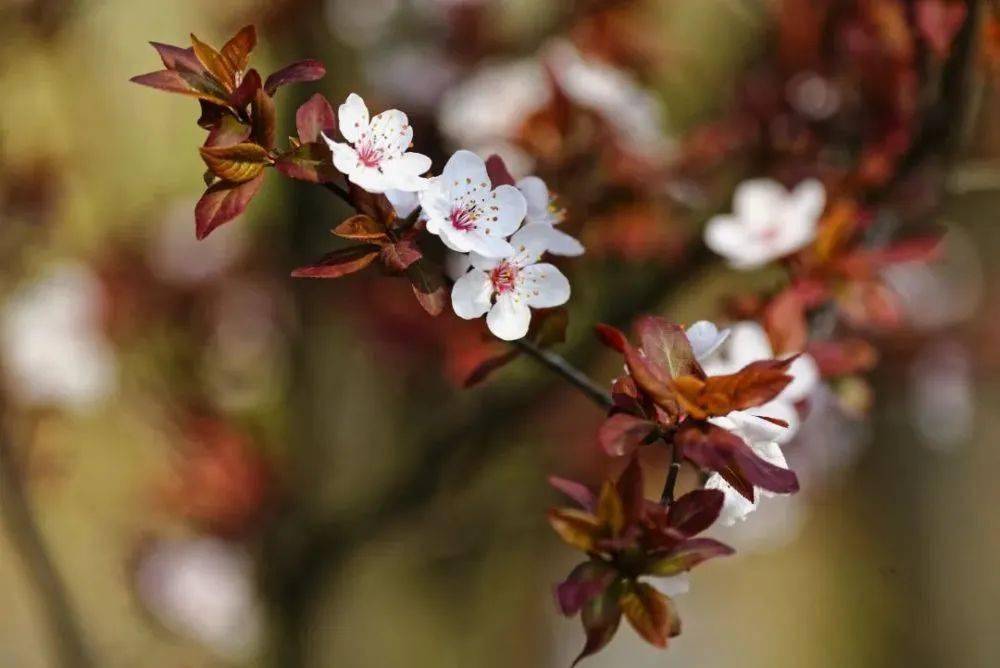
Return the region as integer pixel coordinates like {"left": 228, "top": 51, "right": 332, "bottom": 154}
{"left": 685, "top": 320, "right": 730, "bottom": 362}
{"left": 451, "top": 225, "right": 570, "bottom": 340}
{"left": 323, "top": 93, "right": 432, "bottom": 194}
{"left": 648, "top": 573, "right": 690, "bottom": 598}
{"left": 1, "top": 263, "right": 117, "bottom": 411}
{"left": 421, "top": 150, "right": 526, "bottom": 257}
{"left": 704, "top": 178, "right": 826, "bottom": 269}
{"left": 517, "top": 176, "right": 585, "bottom": 257}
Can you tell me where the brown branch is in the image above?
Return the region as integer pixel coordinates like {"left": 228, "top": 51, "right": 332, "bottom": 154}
{"left": 511, "top": 338, "right": 612, "bottom": 409}
{"left": 0, "top": 425, "right": 94, "bottom": 668}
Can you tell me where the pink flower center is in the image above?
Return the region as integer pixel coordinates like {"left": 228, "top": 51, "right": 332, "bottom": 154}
{"left": 356, "top": 140, "right": 383, "bottom": 168}
{"left": 450, "top": 207, "right": 477, "bottom": 231}
{"left": 490, "top": 261, "right": 518, "bottom": 294}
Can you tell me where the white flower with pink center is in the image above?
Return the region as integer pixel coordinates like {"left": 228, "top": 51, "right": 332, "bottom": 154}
{"left": 704, "top": 178, "right": 826, "bottom": 269}
{"left": 420, "top": 150, "right": 526, "bottom": 258}
{"left": 516, "top": 176, "right": 585, "bottom": 257}
{"left": 451, "top": 225, "right": 570, "bottom": 340}
{"left": 323, "top": 93, "right": 432, "bottom": 194}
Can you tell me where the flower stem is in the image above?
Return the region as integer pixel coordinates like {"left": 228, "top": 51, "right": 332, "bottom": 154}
{"left": 321, "top": 181, "right": 352, "bottom": 205}
{"left": 510, "top": 338, "right": 612, "bottom": 410}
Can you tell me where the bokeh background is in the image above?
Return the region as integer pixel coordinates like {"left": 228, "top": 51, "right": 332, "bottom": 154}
{"left": 1, "top": 1, "right": 998, "bottom": 666}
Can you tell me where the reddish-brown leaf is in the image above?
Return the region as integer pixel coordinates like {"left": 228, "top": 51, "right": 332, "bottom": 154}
{"left": 220, "top": 25, "right": 256, "bottom": 74}
{"left": 615, "top": 456, "right": 645, "bottom": 528}
{"left": 598, "top": 413, "right": 657, "bottom": 458}
{"left": 263, "top": 60, "right": 327, "bottom": 95}
{"left": 619, "top": 583, "right": 671, "bottom": 648}
{"left": 230, "top": 68, "right": 262, "bottom": 110}
{"left": 407, "top": 259, "right": 447, "bottom": 316}
{"left": 596, "top": 482, "right": 625, "bottom": 536}
{"left": 381, "top": 238, "right": 422, "bottom": 272}
{"left": 274, "top": 142, "right": 338, "bottom": 184}
{"left": 574, "top": 584, "right": 623, "bottom": 666}
{"left": 672, "top": 358, "right": 794, "bottom": 419}
{"left": 667, "top": 489, "right": 724, "bottom": 537}
{"left": 129, "top": 70, "right": 230, "bottom": 107}
{"left": 644, "top": 537, "right": 734, "bottom": 577}
{"left": 199, "top": 142, "right": 270, "bottom": 183}
{"left": 675, "top": 421, "right": 799, "bottom": 500}
{"left": 548, "top": 508, "right": 603, "bottom": 553}
{"left": 150, "top": 42, "right": 203, "bottom": 73}
{"left": 595, "top": 323, "right": 628, "bottom": 353}
{"left": 251, "top": 87, "right": 276, "bottom": 150}
{"left": 203, "top": 114, "right": 251, "bottom": 148}
{"left": 549, "top": 476, "right": 597, "bottom": 512}
{"left": 291, "top": 244, "right": 380, "bottom": 279}
{"left": 195, "top": 173, "right": 264, "bottom": 240}
{"left": 635, "top": 316, "right": 702, "bottom": 380}
{"left": 190, "top": 33, "right": 237, "bottom": 91}
{"left": 333, "top": 215, "right": 388, "bottom": 241}
{"left": 556, "top": 561, "right": 618, "bottom": 616}
{"left": 296, "top": 93, "right": 337, "bottom": 144}
{"left": 485, "top": 154, "right": 516, "bottom": 187}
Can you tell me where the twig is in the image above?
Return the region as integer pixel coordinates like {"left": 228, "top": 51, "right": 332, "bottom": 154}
{"left": 660, "top": 441, "right": 682, "bottom": 506}
{"left": 321, "top": 181, "right": 352, "bottom": 205}
{"left": 0, "top": 427, "right": 93, "bottom": 668}
{"left": 510, "top": 338, "right": 612, "bottom": 410}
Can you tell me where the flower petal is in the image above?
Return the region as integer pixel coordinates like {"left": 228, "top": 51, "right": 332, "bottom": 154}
{"left": 784, "top": 353, "right": 820, "bottom": 403}
{"left": 733, "top": 178, "right": 786, "bottom": 232}
{"left": 466, "top": 231, "right": 515, "bottom": 259}
{"left": 790, "top": 178, "right": 826, "bottom": 223}
{"left": 507, "top": 223, "right": 552, "bottom": 267}
{"left": 383, "top": 152, "right": 432, "bottom": 192}
{"left": 368, "top": 109, "right": 413, "bottom": 158}
{"left": 518, "top": 263, "right": 570, "bottom": 308}
{"left": 338, "top": 93, "right": 369, "bottom": 144}
{"left": 444, "top": 251, "right": 473, "bottom": 281}
{"left": 704, "top": 473, "right": 756, "bottom": 526}
{"left": 686, "top": 321, "right": 730, "bottom": 362}
{"left": 489, "top": 184, "right": 527, "bottom": 237}
{"left": 451, "top": 270, "right": 493, "bottom": 320}
{"left": 487, "top": 292, "right": 531, "bottom": 340}
{"left": 648, "top": 574, "right": 690, "bottom": 598}
{"left": 516, "top": 176, "right": 551, "bottom": 223}
{"left": 324, "top": 137, "right": 360, "bottom": 176}
{"left": 443, "top": 150, "right": 490, "bottom": 201}
{"left": 543, "top": 227, "right": 585, "bottom": 256}
{"left": 385, "top": 189, "right": 420, "bottom": 218}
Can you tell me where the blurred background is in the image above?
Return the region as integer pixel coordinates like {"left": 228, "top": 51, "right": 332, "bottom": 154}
{"left": 0, "top": 0, "right": 998, "bottom": 666}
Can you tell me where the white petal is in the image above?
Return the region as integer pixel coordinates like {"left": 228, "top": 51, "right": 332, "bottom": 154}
{"left": 466, "top": 231, "right": 515, "bottom": 259}
{"left": 444, "top": 251, "right": 473, "bottom": 281}
{"left": 516, "top": 176, "right": 551, "bottom": 222}
{"left": 418, "top": 178, "right": 452, "bottom": 225}
{"left": 507, "top": 223, "right": 551, "bottom": 267}
{"left": 705, "top": 474, "right": 756, "bottom": 526}
{"left": 733, "top": 178, "right": 786, "bottom": 232}
{"left": 451, "top": 271, "right": 493, "bottom": 320}
{"left": 729, "top": 403, "right": 800, "bottom": 445}
{"left": 486, "top": 293, "right": 531, "bottom": 340}
{"left": 518, "top": 263, "right": 570, "bottom": 308}
{"left": 442, "top": 150, "right": 490, "bottom": 200}
{"left": 385, "top": 189, "right": 420, "bottom": 219}
{"left": 542, "top": 227, "right": 585, "bottom": 257}
{"left": 383, "top": 152, "right": 432, "bottom": 192}
{"left": 776, "top": 356, "right": 815, "bottom": 406}
{"left": 325, "top": 137, "right": 360, "bottom": 176}
{"left": 435, "top": 224, "right": 474, "bottom": 253}
{"left": 338, "top": 93, "right": 369, "bottom": 144}
{"left": 469, "top": 252, "right": 501, "bottom": 272}
{"left": 489, "top": 184, "right": 528, "bottom": 237}
{"left": 727, "top": 321, "right": 774, "bottom": 368}
{"left": 686, "top": 321, "right": 730, "bottom": 362}
{"left": 649, "top": 574, "right": 690, "bottom": 598}
{"left": 347, "top": 165, "right": 391, "bottom": 194}
{"left": 750, "top": 440, "right": 789, "bottom": 499}
{"left": 704, "top": 215, "right": 759, "bottom": 267}
{"left": 367, "top": 109, "right": 412, "bottom": 158}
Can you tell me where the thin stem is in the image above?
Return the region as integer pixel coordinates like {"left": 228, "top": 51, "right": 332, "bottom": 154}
{"left": 660, "top": 441, "right": 681, "bottom": 506}
{"left": 511, "top": 338, "right": 612, "bottom": 410}
{"left": 321, "top": 181, "right": 352, "bottom": 205}
{"left": 0, "top": 427, "right": 93, "bottom": 668}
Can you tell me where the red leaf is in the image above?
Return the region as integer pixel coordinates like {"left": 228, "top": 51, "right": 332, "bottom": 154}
{"left": 548, "top": 476, "right": 597, "bottom": 512}
{"left": 675, "top": 421, "right": 799, "bottom": 500}
{"left": 644, "top": 537, "right": 735, "bottom": 576}
{"left": 263, "top": 60, "right": 327, "bottom": 95}
{"left": 250, "top": 86, "right": 276, "bottom": 150}
{"left": 203, "top": 114, "right": 251, "bottom": 148}
{"left": 195, "top": 173, "right": 264, "bottom": 239}
{"left": 635, "top": 316, "right": 702, "bottom": 380}
{"left": 129, "top": 70, "right": 230, "bottom": 107}
{"left": 463, "top": 350, "right": 521, "bottom": 388}
{"left": 595, "top": 323, "right": 628, "bottom": 353}
{"left": 615, "top": 456, "right": 645, "bottom": 527}
{"left": 485, "top": 154, "right": 516, "bottom": 187}
{"left": 199, "top": 142, "right": 270, "bottom": 183}
{"left": 407, "top": 259, "right": 447, "bottom": 316}
{"left": 220, "top": 25, "right": 256, "bottom": 74}
{"left": 574, "top": 584, "right": 622, "bottom": 666}
{"left": 231, "top": 68, "right": 262, "bottom": 110}
{"left": 764, "top": 288, "right": 808, "bottom": 355}
{"left": 666, "top": 489, "right": 724, "bottom": 537}
{"left": 556, "top": 561, "right": 617, "bottom": 616}
{"left": 274, "top": 142, "right": 338, "bottom": 184}
{"left": 291, "top": 244, "right": 380, "bottom": 279}
{"left": 380, "top": 238, "right": 422, "bottom": 272}
{"left": 296, "top": 93, "right": 337, "bottom": 144}
{"left": 619, "top": 582, "right": 671, "bottom": 648}
{"left": 191, "top": 32, "right": 237, "bottom": 91}
{"left": 916, "top": 0, "right": 967, "bottom": 58}
{"left": 598, "top": 413, "right": 657, "bottom": 457}
{"left": 150, "top": 42, "right": 203, "bottom": 73}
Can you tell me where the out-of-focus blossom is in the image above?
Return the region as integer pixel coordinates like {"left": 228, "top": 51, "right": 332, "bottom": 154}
{"left": 786, "top": 71, "right": 841, "bottom": 121}
{"left": 701, "top": 321, "right": 819, "bottom": 444}
{"left": 451, "top": 225, "right": 570, "bottom": 340}
{"left": 546, "top": 41, "right": 671, "bottom": 160}
{"left": 367, "top": 46, "right": 458, "bottom": 112}
{"left": 684, "top": 320, "right": 730, "bottom": 362}
{"left": 909, "top": 340, "right": 974, "bottom": 452}
{"left": 325, "top": 0, "right": 401, "bottom": 48}
{"left": 1, "top": 263, "right": 117, "bottom": 411}
{"left": 439, "top": 60, "right": 551, "bottom": 151}
{"left": 324, "top": 93, "right": 432, "bottom": 194}
{"left": 516, "top": 176, "right": 585, "bottom": 256}
{"left": 650, "top": 573, "right": 690, "bottom": 598}
{"left": 421, "top": 150, "right": 526, "bottom": 257}
{"left": 705, "top": 179, "right": 826, "bottom": 269}
{"left": 147, "top": 199, "right": 246, "bottom": 286}
{"left": 133, "top": 537, "right": 262, "bottom": 660}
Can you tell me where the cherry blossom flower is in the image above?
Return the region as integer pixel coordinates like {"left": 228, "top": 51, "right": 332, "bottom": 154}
{"left": 421, "top": 150, "right": 527, "bottom": 257}
{"left": 705, "top": 416, "right": 790, "bottom": 526}
{"left": 323, "top": 93, "right": 432, "bottom": 194}
{"left": 701, "top": 321, "right": 819, "bottom": 444}
{"left": 704, "top": 178, "right": 826, "bottom": 269}
{"left": 516, "top": 176, "right": 585, "bottom": 257}
{"left": 451, "top": 225, "right": 570, "bottom": 340}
